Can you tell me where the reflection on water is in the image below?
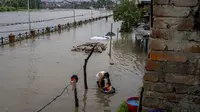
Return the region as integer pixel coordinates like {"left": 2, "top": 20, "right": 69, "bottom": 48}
{"left": 74, "top": 107, "right": 79, "bottom": 112}
{"left": 113, "top": 33, "right": 143, "bottom": 54}
{"left": 9, "top": 43, "right": 16, "bottom": 48}
{"left": 95, "top": 89, "right": 114, "bottom": 108}
{"left": 112, "top": 33, "right": 146, "bottom": 77}
{"left": 82, "top": 90, "right": 88, "bottom": 112}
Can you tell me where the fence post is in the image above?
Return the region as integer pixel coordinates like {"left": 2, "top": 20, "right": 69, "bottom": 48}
{"left": 71, "top": 75, "right": 79, "bottom": 107}
{"left": 1, "top": 37, "right": 3, "bottom": 45}
{"left": 37, "top": 29, "right": 40, "bottom": 36}
{"left": 30, "top": 30, "right": 36, "bottom": 37}
{"left": 25, "top": 32, "right": 28, "bottom": 39}
{"left": 19, "top": 33, "right": 22, "bottom": 41}
{"left": 9, "top": 33, "right": 15, "bottom": 43}
{"left": 58, "top": 24, "right": 61, "bottom": 31}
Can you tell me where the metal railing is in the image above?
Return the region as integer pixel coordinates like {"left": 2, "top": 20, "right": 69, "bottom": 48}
{"left": 0, "top": 14, "right": 113, "bottom": 46}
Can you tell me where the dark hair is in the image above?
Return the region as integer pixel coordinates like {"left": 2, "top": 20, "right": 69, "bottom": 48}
{"left": 104, "top": 72, "right": 111, "bottom": 85}
{"left": 104, "top": 72, "right": 110, "bottom": 78}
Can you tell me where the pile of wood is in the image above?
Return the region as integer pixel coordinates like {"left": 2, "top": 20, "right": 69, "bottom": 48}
{"left": 71, "top": 42, "right": 107, "bottom": 53}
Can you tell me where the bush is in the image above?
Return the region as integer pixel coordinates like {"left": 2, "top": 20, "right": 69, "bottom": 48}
{"left": 0, "top": 7, "right": 7, "bottom": 12}
{"left": 117, "top": 101, "right": 129, "bottom": 112}
{"left": 7, "top": 7, "right": 11, "bottom": 11}
{"left": 0, "top": 7, "right": 17, "bottom": 12}
{"left": 10, "top": 7, "right": 16, "bottom": 11}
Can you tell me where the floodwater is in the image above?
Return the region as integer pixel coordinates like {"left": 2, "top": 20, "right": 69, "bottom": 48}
{"left": 0, "top": 9, "right": 111, "bottom": 37}
{"left": 0, "top": 17, "right": 146, "bottom": 112}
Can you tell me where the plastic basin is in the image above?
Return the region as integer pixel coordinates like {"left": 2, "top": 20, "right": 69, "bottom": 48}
{"left": 126, "top": 96, "right": 139, "bottom": 112}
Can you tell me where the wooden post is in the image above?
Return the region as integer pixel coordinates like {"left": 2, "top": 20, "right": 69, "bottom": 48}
{"left": 117, "top": 28, "right": 119, "bottom": 40}
{"left": 42, "top": 29, "right": 45, "bottom": 34}
{"left": 74, "top": 84, "right": 79, "bottom": 107}
{"left": 83, "top": 44, "right": 97, "bottom": 89}
{"left": 71, "top": 75, "right": 79, "bottom": 107}
{"left": 109, "top": 23, "right": 113, "bottom": 58}
{"left": 138, "top": 87, "right": 144, "bottom": 112}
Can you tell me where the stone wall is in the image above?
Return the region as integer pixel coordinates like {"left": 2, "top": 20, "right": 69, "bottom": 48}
{"left": 143, "top": 0, "right": 200, "bottom": 112}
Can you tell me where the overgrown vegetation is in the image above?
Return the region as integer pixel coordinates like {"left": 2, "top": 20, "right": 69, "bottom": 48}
{"left": 0, "top": 0, "right": 40, "bottom": 12}
{"left": 117, "top": 100, "right": 129, "bottom": 112}
{"left": 113, "top": 0, "right": 141, "bottom": 32}
{"left": 0, "top": 7, "right": 17, "bottom": 12}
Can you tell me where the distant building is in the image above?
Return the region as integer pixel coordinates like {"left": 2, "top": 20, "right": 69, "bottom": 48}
{"left": 136, "top": 0, "right": 151, "bottom": 24}
{"left": 135, "top": 0, "right": 151, "bottom": 8}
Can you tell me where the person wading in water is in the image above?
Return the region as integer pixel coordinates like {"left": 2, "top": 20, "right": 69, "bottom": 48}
{"left": 96, "top": 71, "right": 111, "bottom": 88}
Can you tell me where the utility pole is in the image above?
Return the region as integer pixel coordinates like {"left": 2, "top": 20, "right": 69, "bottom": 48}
{"left": 73, "top": 3, "right": 75, "bottom": 22}
{"left": 105, "top": 1, "right": 107, "bottom": 16}
{"left": 28, "top": 0, "right": 31, "bottom": 32}
{"left": 17, "top": 0, "right": 18, "bottom": 10}
{"left": 109, "top": 23, "right": 113, "bottom": 58}
{"left": 91, "top": 0, "right": 93, "bottom": 19}
{"left": 91, "top": 9, "right": 93, "bottom": 19}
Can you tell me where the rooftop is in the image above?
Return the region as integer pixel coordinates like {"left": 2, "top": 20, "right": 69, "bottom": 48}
{"left": 135, "top": 0, "right": 151, "bottom": 4}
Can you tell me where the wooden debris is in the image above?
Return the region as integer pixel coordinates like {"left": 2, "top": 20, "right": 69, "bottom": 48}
{"left": 71, "top": 42, "right": 107, "bottom": 53}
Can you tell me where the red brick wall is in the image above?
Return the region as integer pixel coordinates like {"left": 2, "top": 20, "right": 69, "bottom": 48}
{"left": 143, "top": 0, "right": 200, "bottom": 111}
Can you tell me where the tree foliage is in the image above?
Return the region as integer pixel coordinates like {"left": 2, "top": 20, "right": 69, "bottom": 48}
{"left": 0, "top": 6, "right": 16, "bottom": 12}
{"left": 113, "top": 0, "right": 141, "bottom": 32}
{"left": 0, "top": 0, "right": 40, "bottom": 9}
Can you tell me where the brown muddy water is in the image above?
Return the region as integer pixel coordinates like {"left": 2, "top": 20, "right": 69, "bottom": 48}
{"left": 0, "top": 17, "right": 146, "bottom": 112}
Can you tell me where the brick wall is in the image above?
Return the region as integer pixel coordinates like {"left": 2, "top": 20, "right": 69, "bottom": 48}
{"left": 143, "top": 0, "right": 200, "bottom": 112}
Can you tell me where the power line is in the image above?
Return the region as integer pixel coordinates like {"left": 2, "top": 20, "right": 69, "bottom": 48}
{"left": 36, "top": 83, "right": 71, "bottom": 112}
{"left": 35, "top": 65, "right": 83, "bottom": 112}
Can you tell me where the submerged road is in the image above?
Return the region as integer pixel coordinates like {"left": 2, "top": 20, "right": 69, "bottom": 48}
{"left": 0, "top": 9, "right": 112, "bottom": 37}
{"left": 0, "top": 17, "right": 146, "bottom": 112}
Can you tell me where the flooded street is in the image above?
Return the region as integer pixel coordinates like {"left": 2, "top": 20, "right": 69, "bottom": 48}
{"left": 0, "top": 17, "right": 146, "bottom": 112}
{"left": 0, "top": 9, "right": 111, "bottom": 37}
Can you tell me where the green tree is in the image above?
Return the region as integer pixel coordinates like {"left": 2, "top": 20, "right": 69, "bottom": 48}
{"left": 113, "top": 0, "right": 141, "bottom": 32}
{"left": 3, "top": 0, "right": 40, "bottom": 9}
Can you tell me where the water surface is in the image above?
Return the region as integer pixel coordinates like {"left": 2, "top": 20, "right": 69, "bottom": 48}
{"left": 0, "top": 17, "right": 146, "bottom": 112}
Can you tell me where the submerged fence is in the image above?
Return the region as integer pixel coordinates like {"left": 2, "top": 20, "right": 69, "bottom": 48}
{"left": 0, "top": 15, "right": 112, "bottom": 46}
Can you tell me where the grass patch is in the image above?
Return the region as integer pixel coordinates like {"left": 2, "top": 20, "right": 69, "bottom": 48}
{"left": 117, "top": 100, "right": 129, "bottom": 112}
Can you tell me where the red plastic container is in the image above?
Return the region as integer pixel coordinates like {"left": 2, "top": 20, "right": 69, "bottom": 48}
{"left": 126, "top": 96, "right": 139, "bottom": 112}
